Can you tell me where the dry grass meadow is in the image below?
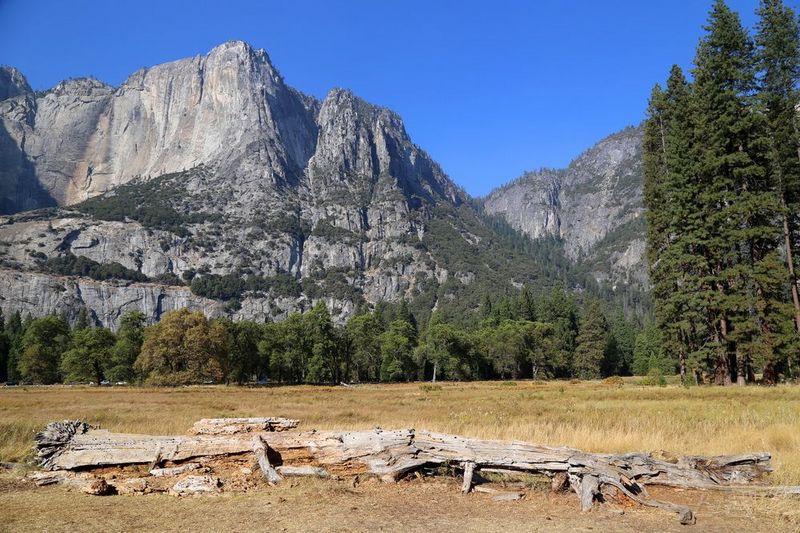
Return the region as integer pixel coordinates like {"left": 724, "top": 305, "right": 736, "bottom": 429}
{"left": 1, "top": 380, "right": 799, "bottom": 531}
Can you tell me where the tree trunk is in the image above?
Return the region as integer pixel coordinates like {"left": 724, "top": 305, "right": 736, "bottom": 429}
{"left": 678, "top": 341, "right": 687, "bottom": 385}
{"left": 736, "top": 351, "right": 746, "bottom": 386}
{"left": 713, "top": 323, "right": 730, "bottom": 386}
{"left": 782, "top": 211, "right": 800, "bottom": 333}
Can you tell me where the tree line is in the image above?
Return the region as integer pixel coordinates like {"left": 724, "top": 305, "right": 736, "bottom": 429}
{"left": 0, "top": 286, "right": 673, "bottom": 386}
{"left": 644, "top": 0, "right": 800, "bottom": 385}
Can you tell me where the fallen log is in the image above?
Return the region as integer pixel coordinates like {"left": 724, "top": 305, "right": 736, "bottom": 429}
{"left": 33, "top": 419, "right": 784, "bottom": 523}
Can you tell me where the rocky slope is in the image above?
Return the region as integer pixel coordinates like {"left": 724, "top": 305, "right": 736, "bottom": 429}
{"left": 0, "top": 42, "right": 557, "bottom": 328}
{"left": 483, "top": 126, "right": 647, "bottom": 287}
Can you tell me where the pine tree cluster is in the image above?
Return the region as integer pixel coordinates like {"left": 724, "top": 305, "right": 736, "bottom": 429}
{"left": 644, "top": 0, "right": 800, "bottom": 385}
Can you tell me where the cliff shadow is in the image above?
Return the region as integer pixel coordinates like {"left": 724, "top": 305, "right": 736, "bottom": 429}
{"left": 0, "top": 118, "right": 57, "bottom": 215}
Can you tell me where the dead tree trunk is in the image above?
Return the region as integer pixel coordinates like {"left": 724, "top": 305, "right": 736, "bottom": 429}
{"left": 34, "top": 419, "right": 782, "bottom": 524}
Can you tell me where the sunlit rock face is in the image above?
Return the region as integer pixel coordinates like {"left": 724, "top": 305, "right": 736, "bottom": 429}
{"left": 0, "top": 42, "right": 472, "bottom": 326}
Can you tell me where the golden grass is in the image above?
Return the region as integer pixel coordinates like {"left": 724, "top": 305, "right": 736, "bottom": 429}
{"left": 2, "top": 474, "right": 796, "bottom": 532}
{"left": 2, "top": 380, "right": 799, "bottom": 484}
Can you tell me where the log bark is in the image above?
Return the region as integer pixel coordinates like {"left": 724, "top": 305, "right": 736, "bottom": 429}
{"left": 33, "top": 420, "right": 784, "bottom": 523}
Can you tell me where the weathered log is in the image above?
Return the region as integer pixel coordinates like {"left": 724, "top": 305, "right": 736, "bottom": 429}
{"left": 576, "top": 474, "right": 600, "bottom": 512}
{"left": 462, "top": 461, "right": 476, "bottom": 494}
{"left": 190, "top": 417, "right": 299, "bottom": 435}
{"left": 252, "top": 436, "right": 282, "bottom": 485}
{"left": 33, "top": 420, "right": 784, "bottom": 523}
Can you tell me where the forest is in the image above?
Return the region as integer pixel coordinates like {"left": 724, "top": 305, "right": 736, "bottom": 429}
{"left": 644, "top": 0, "right": 800, "bottom": 385}
{"left": 0, "top": 284, "right": 670, "bottom": 386}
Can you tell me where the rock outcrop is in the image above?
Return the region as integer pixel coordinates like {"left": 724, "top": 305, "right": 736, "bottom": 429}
{"left": 0, "top": 67, "right": 31, "bottom": 101}
{"left": 0, "top": 42, "right": 546, "bottom": 327}
{"left": 0, "top": 41, "right": 651, "bottom": 327}
{"left": 0, "top": 42, "right": 320, "bottom": 209}
{"left": 483, "top": 127, "right": 647, "bottom": 287}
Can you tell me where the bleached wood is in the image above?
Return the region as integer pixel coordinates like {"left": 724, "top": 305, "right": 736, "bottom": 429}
{"left": 252, "top": 436, "right": 282, "bottom": 485}
{"left": 462, "top": 462, "right": 476, "bottom": 494}
{"left": 578, "top": 475, "right": 600, "bottom": 512}
{"left": 33, "top": 420, "right": 782, "bottom": 523}
{"left": 190, "top": 417, "right": 299, "bottom": 435}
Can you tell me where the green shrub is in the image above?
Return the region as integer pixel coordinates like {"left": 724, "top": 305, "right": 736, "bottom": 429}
{"left": 641, "top": 368, "right": 667, "bottom": 387}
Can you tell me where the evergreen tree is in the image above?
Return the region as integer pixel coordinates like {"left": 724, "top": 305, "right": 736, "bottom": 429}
{"left": 74, "top": 307, "right": 91, "bottom": 330}
{"left": 0, "top": 309, "right": 7, "bottom": 383}
{"left": 605, "top": 311, "right": 637, "bottom": 376}
{"left": 755, "top": 0, "right": 800, "bottom": 380}
{"left": 346, "top": 311, "right": 385, "bottom": 382}
{"left": 693, "top": 0, "right": 783, "bottom": 385}
{"left": 536, "top": 285, "right": 578, "bottom": 376}
{"left": 18, "top": 315, "right": 70, "bottom": 384}
{"left": 304, "top": 301, "right": 341, "bottom": 384}
{"left": 107, "top": 310, "right": 146, "bottom": 383}
{"left": 643, "top": 0, "right": 800, "bottom": 385}
{"left": 633, "top": 324, "right": 673, "bottom": 376}
{"left": 519, "top": 286, "right": 537, "bottom": 322}
{"left": 572, "top": 299, "right": 608, "bottom": 379}
{"left": 645, "top": 65, "right": 706, "bottom": 383}
{"left": 5, "top": 311, "right": 23, "bottom": 382}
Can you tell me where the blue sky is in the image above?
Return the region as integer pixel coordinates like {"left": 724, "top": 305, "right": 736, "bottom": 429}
{"left": 0, "top": 0, "right": 789, "bottom": 196}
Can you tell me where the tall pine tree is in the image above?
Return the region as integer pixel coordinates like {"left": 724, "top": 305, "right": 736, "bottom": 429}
{"left": 755, "top": 0, "right": 800, "bottom": 380}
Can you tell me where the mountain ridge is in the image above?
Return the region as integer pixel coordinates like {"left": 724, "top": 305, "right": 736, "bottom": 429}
{"left": 0, "top": 41, "right": 647, "bottom": 328}
{"left": 483, "top": 125, "right": 647, "bottom": 288}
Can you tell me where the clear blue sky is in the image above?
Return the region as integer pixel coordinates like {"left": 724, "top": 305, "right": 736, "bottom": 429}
{"left": 0, "top": 0, "right": 790, "bottom": 196}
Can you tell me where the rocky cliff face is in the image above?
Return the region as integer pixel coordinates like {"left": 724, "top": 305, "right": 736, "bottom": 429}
{"left": 0, "top": 42, "right": 321, "bottom": 209}
{"left": 0, "top": 41, "right": 550, "bottom": 328}
{"left": 483, "top": 127, "right": 647, "bottom": 287}
{"left": 0, "top": 67, "right": 31, "bottom": 101}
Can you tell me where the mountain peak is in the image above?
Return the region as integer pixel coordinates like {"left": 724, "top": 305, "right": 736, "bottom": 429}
{"left": 206, "top": 39, "right": 274, "bottom": 69}
{"left": 0, "top": 66, "right": 32, "bottom": 101}
{"left": 484, "top": 125, "right": 646, "bottom": 286}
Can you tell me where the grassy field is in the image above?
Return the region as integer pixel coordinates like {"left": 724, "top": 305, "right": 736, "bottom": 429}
{"left": 1, "top": 380, "right": 799, "bottom": 531}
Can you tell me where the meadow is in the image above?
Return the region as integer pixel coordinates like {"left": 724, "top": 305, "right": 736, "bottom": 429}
{"left": 1, "top": 380, "right": 799, "bottom": 531}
